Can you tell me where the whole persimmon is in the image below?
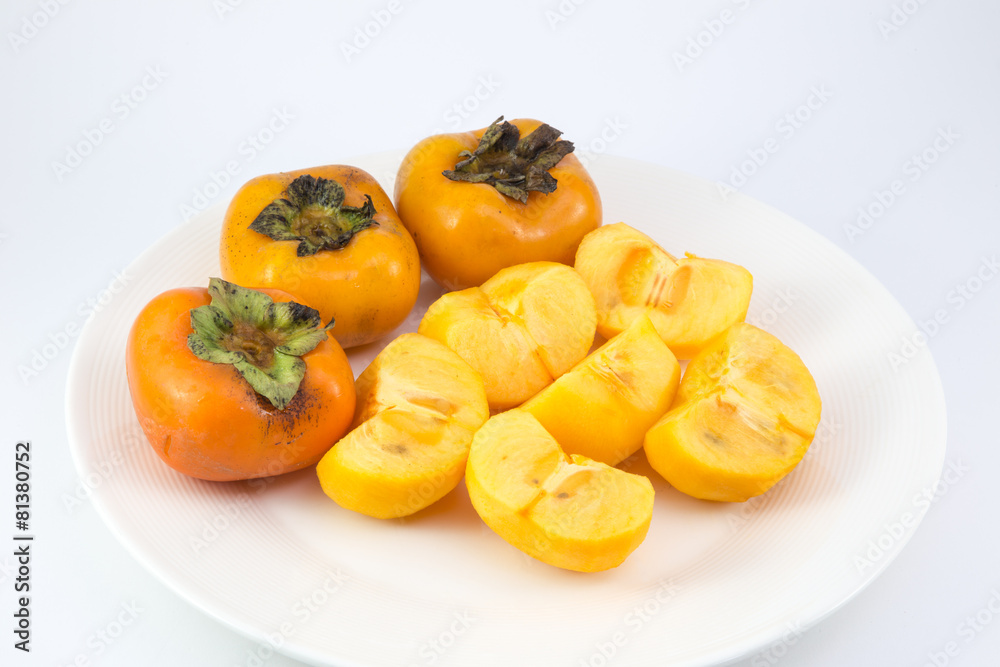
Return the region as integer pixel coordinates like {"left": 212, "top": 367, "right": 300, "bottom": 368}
{"left": 220, "top": 165, "right": 420, "bottom": 349}
{"left": 394, "top": 116, "right": 602, "bottom": 290}
{"left": 125, "top": 278, "right": 356, "bottom": 481}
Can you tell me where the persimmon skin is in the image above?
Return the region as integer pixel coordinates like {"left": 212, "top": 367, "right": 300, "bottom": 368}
{"left": 394, "top": 118, "right": 602, "bottom": 291}
{"left": 220, "top": 165, "right": 421, "bottom": 349}
{"left": 125, "top": 286, "right": 356, "bottom": 482}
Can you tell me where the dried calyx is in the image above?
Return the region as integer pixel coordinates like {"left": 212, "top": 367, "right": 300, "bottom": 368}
{"left": 443, "top": 116, "right": 575, "bottom": 204}
{"left": 249, "top": 175, "right": 378, "bottom": 256}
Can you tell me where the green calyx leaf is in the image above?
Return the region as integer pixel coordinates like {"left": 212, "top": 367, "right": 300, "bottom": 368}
{"left": 186, "top": 278, "right": 334, "bottom": 410}
{"left": 442, "top": 116, "right": 576, "bottom": 204}
{"left": 249, "top": 174, "right": 378, "bottom": 257}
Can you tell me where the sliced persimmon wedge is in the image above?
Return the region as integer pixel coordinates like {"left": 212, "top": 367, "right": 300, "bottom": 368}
{"left": 644, "top": 322, "right": 822, "bottom": 502}
{"left": 521, "top": 314, "right": 680, "bottom": 466}
{"left": 466, "top": 410, "right": 654, "bottom": 572}
{"left": 419, "top": 261, "right": 596, "bottom": 411}
{"left": 316, "top": 333, "right": 488, "bottom": 519}
{"left": 575, "top": 222, "right": 753, "bottom": 360}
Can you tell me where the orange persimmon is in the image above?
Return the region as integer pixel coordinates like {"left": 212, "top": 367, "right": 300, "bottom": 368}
{"left": 220, "top": 165, "right": 420, "bottom": 349}
{"left": 125, "top": 278, "right": 356, "bottom": 481}
{"left": 394, "top": 116, "right": 602, "bottom": 290}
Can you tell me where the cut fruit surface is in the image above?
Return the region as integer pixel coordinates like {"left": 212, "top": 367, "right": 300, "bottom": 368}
{"left": 521, "top": 314, "right": 680, "bottom": 466}
{"left": 316, "top": 333, "right": 489, "bottom": 518}
{"left": 644, "top": 322, "right": 822, "bottom": 502}
{"left": 575, "top": 222, "right": 753, "bottom": 359}
{"left": 466, "top": 410, "right": 654, "bottom": 572}
{"left": 419, "top": 261, "right": 596, "bottom": 411}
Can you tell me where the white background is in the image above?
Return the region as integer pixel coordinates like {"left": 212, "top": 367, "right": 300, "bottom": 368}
{"left": 2, "top": 0, "right": 998, "bottom": 665}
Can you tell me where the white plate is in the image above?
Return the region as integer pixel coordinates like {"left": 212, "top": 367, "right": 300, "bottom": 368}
{"left": 66, "top": 153, "right": 947, "bottom": 667}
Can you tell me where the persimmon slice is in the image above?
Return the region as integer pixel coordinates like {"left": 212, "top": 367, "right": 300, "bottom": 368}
{"left": 644, "top": 323, "right": 822, "bottom": 502}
